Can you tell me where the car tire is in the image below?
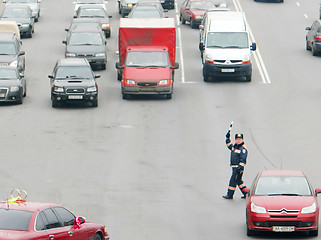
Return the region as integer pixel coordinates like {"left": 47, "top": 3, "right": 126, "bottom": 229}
{"left": 52, "top": 100, "right": 60, "bottom": 108}
{"left": 306, "top": 39, "right": 311, "bottom": 51}
{"left": 246, "top": 224, "right": 256, "bottom": 236}
{"left": 245, "top": 74, "right": 252, "bottom": 82}
{"left": 191, "top": 19, "right": 196, "bottom": 29}
{"left": 309, "top": 229, "right": 318, "bottom": 237}
{"left": 180, "top": 15, "right": 186, "bottom": 24}
{"left": 101, "top": 64, "right": 106, "bottom": 70}
{"left": 122, "top": 94, "right": 129, "bottom": 99}
{"left": 166, "top": 93, "right": 172, "bottom": 99}
{"left": 23, "top": 86, "right": 26, "bottom": 97}
{"left": 92, "top": 100, "right": 98, "bottom": 107}
{"left": 312, "top": 45, "right": 318, "bottom": 56}
{"left": 93, "top": 234, "right": 102, "bottom": 240}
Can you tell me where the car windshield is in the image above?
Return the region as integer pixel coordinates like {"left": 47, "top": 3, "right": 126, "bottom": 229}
{"left": 254, "top": 176, "right": 312, "bottom": 196}
{"left": 206, "top": 32, "right": 248, "bottom": 48}
{"left": 0, "top": 68, "right": 19, "bottom": 80}
{"left": 126, "top": 51, "right": 169, "bottom": 67}
{"left": 55, "top": 66, "right": 94, "bottom": 79}
{"left": 190, "top": 1, "right": 215, "bottom": 10}
{"left": 69, "top": 32, "right": 103, "bottom": 45}
{"left": 2, "top": 8, "right": 30, "bottom": 18}
{"left": 7, "top": 0, "right": 37, "bottom": 3}
{"left": 130, "top": 8, "right": 161, "bottom": 17}
{"left": 78, "top": 0, "right": 103, "bottom": 3}
{"left": 0, "top": 209, "right": 33, "bottom": 231}
{"left": 78, "top": 8, "right": 107, "bottom": 18}
{"left": 0, "top": 43, "right": 17, "bottom": 55}
{"left": 70, "top": 22, "right": 100, "bottom": 30}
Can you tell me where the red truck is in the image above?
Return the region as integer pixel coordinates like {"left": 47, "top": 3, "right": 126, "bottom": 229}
{"left": 115, "top": 18, "right": 179, "bottom": 99}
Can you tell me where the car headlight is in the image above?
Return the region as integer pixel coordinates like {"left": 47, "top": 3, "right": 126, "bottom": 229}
{"left": 205, "top": 54, "right": 214, "bottom": 63}
{"left": 218, "top": 3, "right": 227, "bottom": 7}
{"left": 95, "top": 53, "right": 106, "bottom": 57}
{"left": 10, "top": 61, "right": 17, "bottom": 67}
{"left": 242, "top": 55, "right": 250, "bottom": 64}
{"left": 54, "top": 87, "right": 64, "bottom": 92}
{"left": 10, "top": 86, "right": 19, "bottom": 92}
{"left": 66, "top": 53, "right": 76, "bottom": 57}
{"left": 21, "top": 24, "right": 29, "bottom": 27}
{"left": 127, "top": 3, "right": 133, "bottom": 7}
{"left": 125, "top": 80, "right": 135, "bottom": 85}
{"left": 101, "top": 23, "right": 110, "bottom": 28}
{"left": 159, "top": 80, "right": 170, "bottom": 85}
{"left": 301, "top": 203, "right": 316, "bottom": 214}
{"left": 251, "top": 202, "right": 266, "bottom": 214}
{"left": 194, "top": 15, "right": 202, "bottom": 19}
{"left": 87, "top": 86, "right": 97, "bottom": 92}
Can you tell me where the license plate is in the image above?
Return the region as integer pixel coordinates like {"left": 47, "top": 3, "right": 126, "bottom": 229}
{"left": 221, "top": 69, "right": 235, "bottom": 73}
{"left": 68, "top": 95, "right": 83, "bottom": 99}
{"left": 272, "top": 226, "right": 295, "bottom": 232}
{"left": 0, "top": 94, "right": 5, "bottom": 98}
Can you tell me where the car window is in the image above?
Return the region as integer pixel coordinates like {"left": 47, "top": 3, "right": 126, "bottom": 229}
{"left": 190, "top": 1, "right": 215, "bottom": 10}
{"left": 0, "top": 42, "right": 18, "bottom": 55}
{"left": 0, "top": 209, "right": 33, "bottom": 231}
{"left": 42, "top": 208, "right": 62, "bottom": 229}
{"left": 35, "top": 212, "right": 47, "bottom": 231}
{"left": 78, "top": 8, "right": 107, "bottom": 18}
{"left": 312, "top": 21, "right": 319, "bottom": 31}
{"left": 53, "top": 207, "right": 75, "bottom": 227}
{"left": 2, "top": 8, "right": 30, "bottom": 18}
{"left": 131, "top": 8, "right": 161, "bottom": 17}
{"left": 69, "top": 32, "right": 103, "bottom": 45}
{"left": 7, "top": 0, "right": 37, "bottom": 3}
{"left": 126, "top": 51, "right": 169, "bottom": 67}
{"left": 55, "top": 66, "right": 94, "bottom": 79}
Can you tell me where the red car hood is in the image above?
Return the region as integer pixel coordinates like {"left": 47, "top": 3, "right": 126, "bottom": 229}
{"left": 251, "top": 196, "right": 316, "bottom": 211}
{"left": 0, "top": 230, "right": 33, "bottom": 240}
{"left": 190, "top": 9, "right": 205, "bottom": 16}
{"left": 124, "top": 68, "right": 170, "bottom": 81}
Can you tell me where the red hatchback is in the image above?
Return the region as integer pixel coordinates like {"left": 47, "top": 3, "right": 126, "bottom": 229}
{"left": 244, "top": 170, "right": 321, "bottom": 237}
{"left": 0, "top": 201, "right": 109, "bottom": 240}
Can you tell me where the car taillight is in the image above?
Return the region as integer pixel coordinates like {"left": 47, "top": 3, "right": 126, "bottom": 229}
{"left": 316, "top": 34, "right": 321, "bottom": 41}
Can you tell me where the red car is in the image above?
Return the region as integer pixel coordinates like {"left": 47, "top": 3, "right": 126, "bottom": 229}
{"left": 0, "top": 201, "right": 109, "bottom": 240}
{"left": 244, "top": 170, "right": 321, "bottom": 237}
{"left": 179, "top": 0, "right": 216, "bottom": 28}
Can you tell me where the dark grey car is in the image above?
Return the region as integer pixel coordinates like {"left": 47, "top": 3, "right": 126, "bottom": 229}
{"left": 0, "top": 33, "right": 25, "bottom": 73}
{"left": 49, "top": 58, "right": 99, "bottom": 108}
{"left": 62, "top": 26, "right": 107, "bottom": 70}
{"left": 128, "top": 2, "right": 167, "bottom": 18}
{"left": 0, "top": 66, "right": 26, "bottom": 104}
{"left": 306, "top": 19, "right": 321, "bottom": 56}
{"left": 65, "top": 18, "right": 102, "bottom": 33}
{"left": 0, "top": 4, "right": 35, "bottom": 38}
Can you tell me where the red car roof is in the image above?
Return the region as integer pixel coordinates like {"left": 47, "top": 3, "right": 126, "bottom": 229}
{"left": 0, "top": 202, "right": 61, "bottom": 212}
{"left": 260, "top": 170, "right": 305, "bottom": 177}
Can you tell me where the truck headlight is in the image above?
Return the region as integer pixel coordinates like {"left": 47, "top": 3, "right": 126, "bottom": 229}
{"left": 159, "top": 80, "right": 170, "bottom": 85}
{"left": 54, "top": 87, "right": 64, "bottom": 92}
{"left": 251, "top": 202, "right": 266, "bottom": 214}
{"left": 87, "top": 86, "right": 97, "bottom": 92}
{"left": 101, "top": 23, "right": 110, "bottom": 28}
{"left": 66, "top": 53, "right": 76, "bottom": 57}
{"left": 95, "top": 53, "right": 106, "bottom": 57}
{"left": 10, "top": 86, "right": 19, "bottom": 92}
{"left": 301, "top": 203, "right": 316, "bottom": 214}
{"left": 125, "top": 80, "right": 135, "bottom": 85}
{"left": 10, "top": 61, "right": 17, "bottom": 67}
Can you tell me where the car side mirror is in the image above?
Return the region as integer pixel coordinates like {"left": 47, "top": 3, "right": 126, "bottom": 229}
{"left": 73, "top": 216, "right": 86, "bottom": 225}
{"left": 65, "top": 28, "right": 69, "bottom": 32}
{"left": 199, "top": 25, "right": 204, "bottom": 30}
{"left": 109, "top": 15, "right": 113, "bottom": 18}
{"left": 315, "top": 188, "right": 321, "bottom": 195}
{"left": 170, "top": 62, "right": 179, "bottom": 69}
{"left": 306, "top": 27, "right": 311, "bottom": 31}
{"left": 115, "top": 62, "right": 124, "bottom": 69}
{"left": 199, "top": 42, "right": 204, "bottom": 51}
{"left": 48, "top": 74, "right": 53, "bottom": 79}
{"left": 19, "top": 73, "right": 24, "bottom": 78}
{"left": 19, "top": 51, "right": 25, "bottom": 56}
{"left": 251, "top": 42, "right": 257, "bottom": 51}
{"left": 94, "top": 74, "right": 100, "bottom": 79}
{"left": 62, "top": 40, "right": 67, "bottom": 45}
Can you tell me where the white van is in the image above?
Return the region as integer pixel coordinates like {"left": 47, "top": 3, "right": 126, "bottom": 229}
{"left": 199, "top": 11, "right": 256, "bottom": 82}
{"left": 0, "top": 21, "right": 20, "bottom": 39}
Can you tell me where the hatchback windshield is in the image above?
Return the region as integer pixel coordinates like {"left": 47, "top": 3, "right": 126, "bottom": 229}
{"left": 254, "top": 176, "right": 312, "bottom": 196}
{"left": 130, "top": 8, "right": 161, "bottom": 17}
{"left": 206, "top": 32, "right": 248, "bottom": 48}
{"left": 2, "top": 8, "right": 30, "bottom": 18}
{"left": 0, "top": 68, "right": 19, "bottom": 80}
{"left": 190, "top": 1, "right": 215, "bottom": 10}
{"left": 0, "top": 209, "right": 33, "bottom": 231}
{"left": 55, "top": 66, "right": 94, "bottom": 79}
{"left": 0, "top": 43, "right": 17, "bottom": 55}
{"left": 69, "top": 32, "right": 103, "bottom": 45}
{"left": 78, "top": 8, "right": 107, "bottom": 18}
{"left": 126, "top": 51, "right": 169, "bottom": 67}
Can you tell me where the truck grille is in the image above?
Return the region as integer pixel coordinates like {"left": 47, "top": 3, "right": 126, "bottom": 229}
{"left": 0, "top": 88, "right": 8, "bottom": 100}
{"left": 137, "top": 82, "right": 157, "bottom": 87}
{"left": 66, "top": 88, "right": 85, "bottom": 94}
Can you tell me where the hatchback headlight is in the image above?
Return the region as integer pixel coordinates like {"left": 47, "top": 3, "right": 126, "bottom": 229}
{"left": 54, "top": 87, "right": 64, "bottom": 92}
{"left": 10, "top": 61, "right": 17, "bottom": 67}
{"left": 251, "top": 202, "right": 266, "bottom": 214}
{"left": 301, "top": 203, "right": 316, "bottom": 214}
{"left": 125, "top": 80, "right": 135, "bottom": 85}
{"left": 95, "top": 53, "right": 106, "bottom": 57}
{"left": 10, "top": 86, "right": 19, "bottom": 92}
{"left": 159, "top": 80, "right": 170, "bottom": 85}
{"left": 101, "top": 23, "right": 110, "bottom": 28}
{"left": 87, "top": 86, "right": 97, "bottom": 92}
{"left": 194, "top": 15, "right": 202, "bottom": 19}
{"left": 66, "top": 53, "right": 76, "bottom": 57}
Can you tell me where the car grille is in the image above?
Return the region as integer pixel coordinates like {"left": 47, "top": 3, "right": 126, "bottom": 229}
{"left": 66, "top": 88, "right": 85, "bottom": 94}
{"left": 252, "top": 221, "right": 314, "bottom": 227}
{"left": 137, "top": 82, "right": 157, "bottom": 87}
{"left": 77, "top": 54, "right": 95, "bottom": 57}
{"left": 214, "top": 60, "right": 243, "bottom": 64}
{"left": 0, "top": 88, "right": 8, "bottom": 100}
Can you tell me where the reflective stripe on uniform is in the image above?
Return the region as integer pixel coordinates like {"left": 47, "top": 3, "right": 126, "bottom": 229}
{"left": 240, "top": 163, "right": 245, "bottom": 167}
{"left": 239, "top": 183, "right": 246, "bottom": 188}
{"left": 228, "top": 186, "right": 236, "bottom": 190}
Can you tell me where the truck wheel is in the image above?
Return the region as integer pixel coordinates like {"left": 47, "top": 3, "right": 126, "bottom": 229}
{"left": 92, "top": 100, "right": 98, "bottom": 107}
{"left": 117, "top": 72, "right": 122, "bottom": 81}
{"left": 166, "top": 93, "right": 172, "bottom": 99}
{"left": 180, "top": 15, "right": 185, "bottom": 24}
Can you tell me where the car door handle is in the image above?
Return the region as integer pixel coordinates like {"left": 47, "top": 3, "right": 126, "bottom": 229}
{"left": 68, "top": 231, "right": 73, "bottom": 235}
{"left": 49, "top": 235, "right": 54, "bottom": 239}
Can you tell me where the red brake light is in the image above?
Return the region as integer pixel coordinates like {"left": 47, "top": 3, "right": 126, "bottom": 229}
{"left": 316, "top": 34, "right": 321, "bottom": 41}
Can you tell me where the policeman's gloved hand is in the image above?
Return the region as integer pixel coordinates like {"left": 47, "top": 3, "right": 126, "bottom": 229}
{"left": 237, "top": 165, "right": 244, "bottom": 171}
{"left": 226, "top": 131, "right": 230, "bottom": 139}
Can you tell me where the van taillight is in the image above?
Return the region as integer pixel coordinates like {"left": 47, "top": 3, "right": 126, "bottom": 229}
{"left": 316, "top": 34, "right": 321, "bottom": 41}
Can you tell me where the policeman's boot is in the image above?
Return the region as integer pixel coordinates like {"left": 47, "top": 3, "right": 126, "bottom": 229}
{"left": 222, "top": 195, "right": 233, "bottom": 199}
{"left": 222, "top": 189, "right": 234, "bottom": 199}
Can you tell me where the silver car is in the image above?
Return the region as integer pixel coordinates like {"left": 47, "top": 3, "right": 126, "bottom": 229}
{"left": 3, "top": 0, "right": 41, "bottom": 22}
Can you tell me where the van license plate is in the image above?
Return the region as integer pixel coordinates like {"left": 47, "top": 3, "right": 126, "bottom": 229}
{"left": 272, "top": 226, "right": 295, "bottom": 232}
{"left": 221, "top": 69, "right": 235, "bottom": 73}
{"left": 68, "top": 95, "right": 83, "bottom": 99}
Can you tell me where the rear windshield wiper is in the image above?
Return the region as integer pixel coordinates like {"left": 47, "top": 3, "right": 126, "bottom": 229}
{"left": 268, "top": 193, "right": 302, "bottom": 196}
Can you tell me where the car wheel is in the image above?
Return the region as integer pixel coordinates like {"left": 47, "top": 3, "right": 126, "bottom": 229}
{"left": 101, "top": 64, "right": 106, "bottom": 70}
{"left": 306, "top": 39, "right": 311, "bottom": 51}
{"left": 246, "top": 224, "right": 256, "bottom": 236}
{"left": 92, "top": 100, "right": 98, "bottom": 107}
{"left": 52, "top": 100, "right": 60, "bottom": 108}
{"left": 122, "top": 94, "right": 129, "bottom": 99}
{"left": 309, "top": 228, "right": 318, "bottom": 237}
{"left": 312, "top": 45, "right": 318, "bottom": 56}
{"left": 23, "top": 86, "right": 26, "bottom": 97}
{"left": 191, "top": 19, "right": 196, "bottom": 29}
{"left": 180, "top": 14, "right": 186, "bottom": 24}
{"left": 166, "top": 93, "right": 172, "bottom": 99}
{"left": 93, "top": 234, "right": 102, "bottom": 240}
{"left": 245, "top": 74, "right": 252, "bottom": 82}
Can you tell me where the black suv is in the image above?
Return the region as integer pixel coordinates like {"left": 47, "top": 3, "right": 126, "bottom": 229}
{"left": 0, "top": 33, "right": 25, "bottom": 73}
{"left": 49, "top": 58, "right": 100, "bottom": 108}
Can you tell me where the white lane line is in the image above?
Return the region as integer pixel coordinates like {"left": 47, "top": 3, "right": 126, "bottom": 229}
{"left": 233, "top": 0, "right": 271, "bottom": 84}
{"left": 175, "top": 0, "right": 186, "bottom": 83}
{"left": 296, "top": 2, "right": 300, "bottom": 7}
{"left": 304, "top": 14, "right": 308, "bottom": 19}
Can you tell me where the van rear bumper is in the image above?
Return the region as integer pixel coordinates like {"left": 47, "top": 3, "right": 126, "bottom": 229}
{"left": 203, "top": 62, "right": 252, "bottom": 78}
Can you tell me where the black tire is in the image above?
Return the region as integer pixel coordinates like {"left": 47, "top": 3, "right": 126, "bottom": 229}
{"left": 122, "top": 94, "right": 129, "bottom": 99}
{"left": 52, "top": 100, "right": 59, "bottom": 108}
{"left": 245, "top": 75, "right": 252, "bottom": 82}
{"left": 180, "top": 15, "right": 186, "bottom": 24}
{"left": 27, "top": 30, "right": 32, "bottom": 38}
{"left": 203, "top": 69, "right": 210, "bottom": 82}
{"left": 92, "top": 100, "right": 98, "bottom": 107}
{"left": 246, "top": 225, "right": 256, "bottom": 236}
{"left": 166, "top": 93, "right": 172, "bottom": 99}
{"left": 23, "top": 86, "right": 26, "bottom": 97}
{"left": 309, "top": 228, "right": 318, "bottom": 237}
{"left": 312, "top": 45, "right": 318, "bottom": 56}
{"left": 191, "top": 19, "right": 196, "bottom": 29}
{"left": 117, "top": 71, "right": 122, "bottom": 81}
{"left": 101, "top": 64, "right": 106, "bottom": 70}
{"left": 306, "top": 39, "right": 311, "bottom": 51}
{"left": 93, "top": 234, "right": 102, "bottom": 240}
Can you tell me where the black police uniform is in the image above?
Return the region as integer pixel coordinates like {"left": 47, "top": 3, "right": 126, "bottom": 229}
{"left": 223, "top": 134, "right": 248, "bottom": 199}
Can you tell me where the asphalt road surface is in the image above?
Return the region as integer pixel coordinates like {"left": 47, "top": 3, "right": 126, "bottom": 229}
{"left": 0, "top": 0, "right": 321, "bottom": 239}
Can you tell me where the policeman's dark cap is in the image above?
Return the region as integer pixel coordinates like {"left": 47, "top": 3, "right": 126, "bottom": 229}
{"left": 235, "top": 133, "right": 243, "bottom": 139}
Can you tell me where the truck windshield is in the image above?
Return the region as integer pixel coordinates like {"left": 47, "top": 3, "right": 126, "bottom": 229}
{"left": 206, "top": 32, "right": 248, "bottom": 48}
{"left": 126, "top": 51, "right": 169, "bottom": 68}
